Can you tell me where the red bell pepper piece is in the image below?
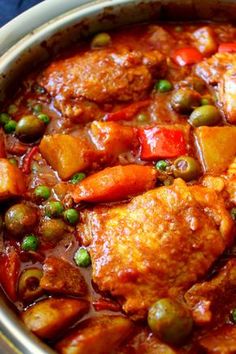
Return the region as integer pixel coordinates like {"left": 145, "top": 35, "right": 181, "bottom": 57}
{"left": 172, "top": 47, "right": 203, "bottom": 66}
{"left": 0, "top": 247, "right": 20, "bottom": 301}
{"left": 22, "top": 146, "right": 39, "bottom": 174}
{"left": 104, "top": 100, "right": 150, "bottom": 122}
{"left": 218, "top": 42, "right": 236, "bottom": 53}
{"left": 138, "top": 127, "right": 187, "bottom": 160}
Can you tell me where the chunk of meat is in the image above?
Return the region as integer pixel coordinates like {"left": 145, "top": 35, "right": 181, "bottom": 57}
{"left": 0, "top": 158, "right": 26, "bottom": 200}
{"left": 39, "top": 48, "right": 165, "bottom": 104}
{"left": 199, "top": 325, "right": 236, "bottom": 354}
{"left": 192, "top": 26, "right": 218, "bottom": 56}
{"left": 56, "top": 316, "right": 133, "bottom": 354}
{"left": 78, "top": 179, "right": 233, "bottom": 318}
{"left": 195, "top": 53, "right": 236, "bottom": 84}
{"left": 39, "top": 134, "right": 94, "bottom": 180}
{"left": 219, "top": 69, "right": 236, "bottom": 123}
{"left": 89, "top": 121, "right": 138, "bottom": 161}
{"left": 21, "top": 298, "right": 89, "bottom": 339}
{"left": 72, "top": 165, "right": 157, "bottom": 203}
{"left": 40, "top": 257, "right": 87, "bottom": 296}
{"left": 194, "top": 126, "right": 236, "bottom": 173}
{"left": 185, "top": 260, "right": 236, "bottom": 325}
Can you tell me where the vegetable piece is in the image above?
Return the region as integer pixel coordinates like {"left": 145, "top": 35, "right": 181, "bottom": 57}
{"left": 218, "top": 42, "right": 236, "bottom": 53}
{"left": 194, "top": 126, "right": 236, "bottom": 173}
{"left": 22, "top": 146, "right": 39, "bottom": 174}
{"left": 104, "top": 100, "right": 150, "bottom": 122}
{"left": 201, "top": 96, "right": 214, "bottom": 106}
{"left": 0, "top": 113, "right": 10, "bottom": 125}
{"left": 148, "top": 298, "right": 193, "bottom": 345}
{"left": 230, "top": 207, "right": 236, "bottom": 221}
{"left": 136, "top": 113, "right": 148, "bottom": 122}
{"left": 172, "top": 47, "right": 203, "bottom": 66}
{"left": 155, "top": 160, "right": 168, "bottom": 171}
{"left": 39, "top": 134, "right": 92, "bottom": 180}
{"left": 91, "top": 32, "right": 111, "bottom": 47}
{"left": 155, "top": 79, "right": 173, "bottom": 92}
{"left": 45, "top": 201, "right": 64, "bottom": 218}
{"left": 173, "top": 156, "right": 201, "bottom": 181}
{"left": 0, "top": 247, "right": 20, "bottom": 301}
{"left": 21, "top": 298, "right": 89, "bottom": 339}
{"left": 138, "top": 127, "right": 187, "bottom": 160}
{"left": 18, "top": 268, "right": 43, "bottom": 302}
{"left": 56, "top": 316, "right": 133, "bottom": 354}
{"left": 63, "top": 209, "right": 79, "bottom": 225}
{"left": 193, "top": 26, "right": 217, "bottom": 55}
{"left": 171, "top": 88, "right": 201, "bottom": 113}
{"left": 4, "top": 120, "right": 17, "bottom": 133}
{"left": 40, "top": 257, "right": 87, "bottom": 296}
{"left": 34, "top": 185, "right": 51, "bottom": 200}
{"left": 21, "top": 234, "right": 39, "bottom": 251}
{"left": 8, "top": 104, "right": 18, "bottom": 115}
{"left": 72, "top": 165, "right": 157, "bottom": 203}
{"left": 33, "top": 104, "right": 42, "bottom": 114}
{"left": 70, "top": 172, "right": 86, "bottom": 184}
{"left": 16, "top": 115, "right": 45, "bottom": 142}
{"left": 5, "top": 203, "right": 38, "bottom": 237}
{"left": 74, "top": 248, "right": 91, "bottom": 268}
{"left": 219, "top": 69, "right": 236, "bottom": 123}
{"left": 0, "top": 158, "right": 26, "bottom": 199}
{"left": 188, "top": 105, "right": 221, "bottom": 127}
{"left": 231, "top": 309, "right": 236, "bottom": 323}
{"left": 8, "top": 158, "right": 17, "bottom": 165}
{"left": 40, "top": 219, "right": 67, "bottom": 242}
{"left": 37, "top": 113, "right": 50, "bottom": 124}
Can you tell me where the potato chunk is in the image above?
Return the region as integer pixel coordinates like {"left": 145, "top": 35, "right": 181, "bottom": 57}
{"left": 40, "top": 257, "right": 87, "bottom": 296}
{"left": 195, "top": 126, "right": 236, "bottom": 173}
{"left": 0, "top": 158, "right": 26, "bottom": 200}
{"left": 22, "top": 298, "right": 89, "bottom": 339}
{"left": 39, "top": 135, "right": 93, "bottom": 180}
{"left": 56, "top": 316, "right": 133, "bottom": 354}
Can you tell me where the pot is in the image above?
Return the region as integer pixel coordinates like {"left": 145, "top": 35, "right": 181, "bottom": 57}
{"left": 0, "top": 0, "right": 236, "bottom": 353}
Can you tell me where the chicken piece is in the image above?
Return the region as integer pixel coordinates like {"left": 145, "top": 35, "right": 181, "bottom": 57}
{"left": 39, "top": 134, "right": 94, "bottom": 180}
{"left": 89, "top": 121, "right": 138, "bottom": 162}
{"left": 38, "top": 48, "right": 165, "bottom": 105}
{"left": 78, "top": 179, "right": 233, "bottom": 318}
{"left": 72, "top": 165, "right": 157, "bottom": 203}
{"left": 185, "top": 260, "right": 236, "bottom": 325}
{"left": 195, "top": 53, "right": 236, "bottom": 84}
{"left": 195, "top": 126, "right": 236, "bottom": 173}
{"left": 199, "top": 325, "right": 236, "bottom": 354}
{"left": 22, "top": 298, "right": 89, "bottom": 339}
{"left": 0, "top": 158, "right": 26, "bottom": 200}
{"left": 40, "top": 257, "right": 87, "bottom": 296}
{"left": 192, "top": 26, "right": 218, "bottom": 56}
{"left": 54, "top": 99, "right": 102, "bottom": 123}
{"left": 219, "top": 69, "right": 236, "bottom": 123}
{"left": 56, "top": 316, "right": 133, "bottom": 354}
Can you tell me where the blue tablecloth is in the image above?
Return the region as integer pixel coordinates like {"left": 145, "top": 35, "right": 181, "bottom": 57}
{"left": 0, "top": 0, "right": 44, "bottom": 27}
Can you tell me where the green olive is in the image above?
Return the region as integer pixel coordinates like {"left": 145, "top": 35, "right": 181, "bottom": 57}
{"left": 5, "top": 203, "right": 38, "bottom": 237}
{"left": 16, "top": 115, "right": 45, "bottom": 143}
{"left": 18, "top": 268, "right": 43, "bottom": 302}
{"left": 40, "top": 219, "right": 67, "bottom": 242}
{"left": 171, "top": 89, "right": 201, "bottom": 114}
{"left": 148, "top": 298, "right": 193, "bottom": 345}
{"left": 173, "top": 156, "right": 201, "bottom": 181}
{"left": 188, "top": 105, "right": 221, "bottom": 127}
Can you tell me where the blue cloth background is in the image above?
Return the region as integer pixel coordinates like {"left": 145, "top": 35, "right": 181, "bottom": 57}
{"left": 0, "top": 0, "right": 43, "bottom": 27}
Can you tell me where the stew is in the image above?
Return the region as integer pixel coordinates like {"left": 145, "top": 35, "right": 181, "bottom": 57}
{"left": 1, "top": 21, "right": 236, "bottom": 354}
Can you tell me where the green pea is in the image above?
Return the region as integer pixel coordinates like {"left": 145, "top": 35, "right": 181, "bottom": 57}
{"left": 201, "top": 96, "right": 214, "bottom": 106}
{"left": 8, "top": 158, "right": 17, "bottom": 166}
{"left": 171, "top": 89, "right": 201, "bottom": 114}
{"left": 33, "top": 104, "right": 42, "bottom": 114}
{"left": 0, "top": 113, "right": 10, "bottom": 125}
{"left": 21, "top": 234, "right": 39, "bottom": 251}
{"left": 34, "top": 185, "right": 51, "bottom": 200}
{"left": 91, "top": 33, "right": 111, "bottom": 48}
{"left": 70, "top": 172, "right": 86, "bottom": 184}
{"left": 4, "top": 120, "right": 17, "bottom": 133}
{"left": 137, "top": 113, "right": 148, "bottom": 123}
{"left": 8, "top": 105, "right": 18, "bottom": 115}
{"left": 16, "top": 115, "right": 45, "bottom": 142}
{"left": 231, "top": 308, "right": 236, "bottom": 323}
{"left": 173, "top": 156, "right": 200, "bottom": 181}
{"left": 188, "top": 105, "right": 221, "bottom": 127}
{"left": 155, "top": 80, "right": 173, "bottom": 93}
{"left": 45, "top": 201, "right": 64, "bottom": 218}
{"left": 148, "top": 298, "right": 193, "bottom": 345}
{"left": 155, "top": 160, "right": 168, "bottom": 171}
{"left": 40, "top": 219, "right": 67, "bottom": 242}
{"left": 230, "top": 207, "right": 236, "bottom": 221}
{"left": 63, "top": 209, "right": 79, "bottom": 225}
{"left": 37, "top": 113, "right": 50, "bottom": 125}
{"left": 74, "top": 248, "right": 91, "bottom": 267}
